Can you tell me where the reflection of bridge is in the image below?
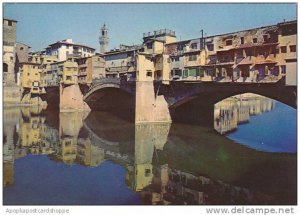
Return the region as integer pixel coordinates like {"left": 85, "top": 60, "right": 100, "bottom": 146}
{"left": 83, "top": 78, "right": 296, "bottom": 125}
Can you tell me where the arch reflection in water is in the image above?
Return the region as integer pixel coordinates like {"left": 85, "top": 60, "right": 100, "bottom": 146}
{"left": 214, "top": 93, "right": 275, "bottom": 134}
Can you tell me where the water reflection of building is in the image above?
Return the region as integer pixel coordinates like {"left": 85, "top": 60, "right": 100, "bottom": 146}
{"left": 52, "top": 112, "right": 89, "bottom": 165}
{"left": 76, "top": 138, "right": 105, "bottom": 167}
{"left": 18, "top": 107, "right": 56, "bottom": 156}
{"left": 214, "top": 94, "right": 275, "bottom": 134}
{"left": 138, "top": 164, "right": 254, "bottom": 205}
{"left": 214, "top": 98, "right": 238, "bottom": 134}
{"left": 126, "top": 123, "right": 171, "bottom": 192}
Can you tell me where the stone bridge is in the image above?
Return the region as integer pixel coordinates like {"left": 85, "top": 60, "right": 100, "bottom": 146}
{"left": 83, "top": 77, "right": 296, "bottom": 125}
{"left": 156, "top": 79, "right": 296, "bottom": 109}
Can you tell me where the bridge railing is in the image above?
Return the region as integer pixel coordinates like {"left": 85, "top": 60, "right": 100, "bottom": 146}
{"left": 89, "top": 77, "right": 135, "bottom": 93}
{"left": 92, "top": 77, "right": 121, "bottom": 86}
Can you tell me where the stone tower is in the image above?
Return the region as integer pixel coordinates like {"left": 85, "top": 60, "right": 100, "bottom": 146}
{"left": 99, "top": 23, "right": 109, "bottom": 54}
{"left": 3, "top": 18, "right": 17, "bottom": 85}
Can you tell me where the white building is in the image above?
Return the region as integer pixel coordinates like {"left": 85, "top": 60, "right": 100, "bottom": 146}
{"left": 45, "top": 39, "right": 95, "bottom": 61}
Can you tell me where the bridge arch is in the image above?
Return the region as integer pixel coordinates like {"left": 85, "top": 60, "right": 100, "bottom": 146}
{"left": 167, "top": 82, "right": 296, "bottom": 110}
{"left": 162, "top": 81, "right": 296, "bottom": 126}
{"left": 83, "top": 82, "right": 135, "bottom": 121}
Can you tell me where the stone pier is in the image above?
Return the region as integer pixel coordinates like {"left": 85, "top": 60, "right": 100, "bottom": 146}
{"left": 135, "top": 80, "right": 171, "bottom": 124}
{"left": 3, "top": 85, "right": 22, "bottom": 106}
{"left": 60, "top": 84, "right": 91, "bottom": 112}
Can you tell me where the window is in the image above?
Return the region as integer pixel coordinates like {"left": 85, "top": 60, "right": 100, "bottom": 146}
{"left": 280, "top": 46, "right": 287, "bottom": 53}
{"left": 146, "top": 71, "right": 152, "bottom": 77}
{"left": 191, "top": 43, "right": 197, "bottom": 49}
{"left": 226, "top": 40, "right": 232, "bottom": 46}
{"left": 240, "top": 37, "right": 244, "bottom": 44}
{"left": 146, "top": 43, "right": 153, "bottom": 49}
{"left": 3, "top": 63, "right": 8, "bottom": 72}
{"left": 270, "top": 46, "right": 276, "bottom": 54}
{"left": 290, "top": 45, "right": 296, "bottom": 52}
{"left": 66, "top": 76, "right": 72, "bottom": 80}
{"left": 282, "top": 25, "right": 297, "bottom": 36}
{"left": 263, "top": 35, "right": 268, "bottom": 42}
{"left": 102, "top": 30, "right": 105, "bottom": 36}
{"left": 184, "top": 69, "right": 188, "bottom": 77}
{"left": 20, "top": 47, "right": 24, "bottom": 51}
{"left": 67, "top": 68, "right": 71, "bottom": 71}
{"left": 188, "top": 54, "right": 197, "bottom": 61}
{"left": 253, "top": 38, "right": 258, "bottom": 43}
{"left": 281, "top": 65, "right": 286, "bottom": 74}
{"left": 145, "top": 169, "right": 151, "bottom": 176}
{"left": 207, "top": 43, "right": 214, "bottom": 51}
{"left": 8, "top": 20, "right": 12, "bottom": 26}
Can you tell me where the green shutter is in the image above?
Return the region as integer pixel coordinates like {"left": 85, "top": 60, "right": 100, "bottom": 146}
{"left": 184, "top": 69, "right": 189, "bottom": 77}
{"left": 189, "top": 68, "right": 197, "bottom": 77}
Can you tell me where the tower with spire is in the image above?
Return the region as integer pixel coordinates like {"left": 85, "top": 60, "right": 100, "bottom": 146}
{"left": 99, "top": 23, "right": 109, "bottom": 54}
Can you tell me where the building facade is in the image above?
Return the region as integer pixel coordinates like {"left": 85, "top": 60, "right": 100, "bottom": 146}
{"left": 102, "top": 44, "right": 142, "bottom": 79}
{"left": 45, "top": 39, "right": 95, "bottom": 61}
{"left": 164, "top": 20, "right": 296, "bottom": 85}
{"left": 76, "top": 55, "right": 106, "bottom": 85}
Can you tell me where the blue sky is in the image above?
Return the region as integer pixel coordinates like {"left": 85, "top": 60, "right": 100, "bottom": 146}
{"left": 3, "top": 3, "right": 297, "bottom": 52}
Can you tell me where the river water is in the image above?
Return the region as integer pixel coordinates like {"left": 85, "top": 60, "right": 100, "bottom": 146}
{"left": 3, "top": 94, "right": 297, "bottom": 205}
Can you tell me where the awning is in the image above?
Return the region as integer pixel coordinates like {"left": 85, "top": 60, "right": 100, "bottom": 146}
{"left": 214, "top": 62, "right": 234, "bottom": 66}
{"left": 233, "top": 42, "right": 278, "bottom": 50}
{"left": 254, "top": 60, "right": 277, "bottom": 65}
{"left": 237, "top": 56, "right": 254, "bottom": 65}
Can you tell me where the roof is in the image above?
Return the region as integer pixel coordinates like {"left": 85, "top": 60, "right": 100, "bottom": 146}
{"left": 233, "top": 42, "right": 278, "bottom": 50}
{"left": 47, "top": 40, "right": 95, "bottom": 50}
{"left": 165, "top": 19, "right": 296, "bottom": 47}
{"left": 16, "top": 42, "right": 31, "bottom": 48}
{"left": 20, "top": 62, "right": 40, "bottom": 65}
{"left": 165, "top": 39, "right": 194, "bottom": 46}
{"left": 103, "top": 49, "right": 138, "bottom": 56}
{"left": 144, "top": 38, "right": 165, "bottom": 43}
{"left": 3, "top": 17, "right": 17, "bottom": 22}
{"left": 278, "top": 20, "right": 297, "bottom": 26}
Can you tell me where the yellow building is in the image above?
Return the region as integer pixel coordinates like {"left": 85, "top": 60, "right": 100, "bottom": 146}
{"left": 20, "top": 62, "right": 45, "bottom": 94}
{"left": 277, "top": 20, "right": 297, "bottom": 86}
{"left": 62, "top": 58, "right": 78, "bottom": 85}
{"left": 137, "top": 29, "right": 177, "bottom": 84}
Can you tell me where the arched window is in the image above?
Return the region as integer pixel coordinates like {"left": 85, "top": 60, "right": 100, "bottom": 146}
{"left": 3, "top": 63, "right": 8, "bottom": 73}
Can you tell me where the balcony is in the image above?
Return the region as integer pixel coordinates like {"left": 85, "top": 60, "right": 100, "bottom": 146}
{"left": 106, "top": 66, "right": 129, "bottom": 73}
